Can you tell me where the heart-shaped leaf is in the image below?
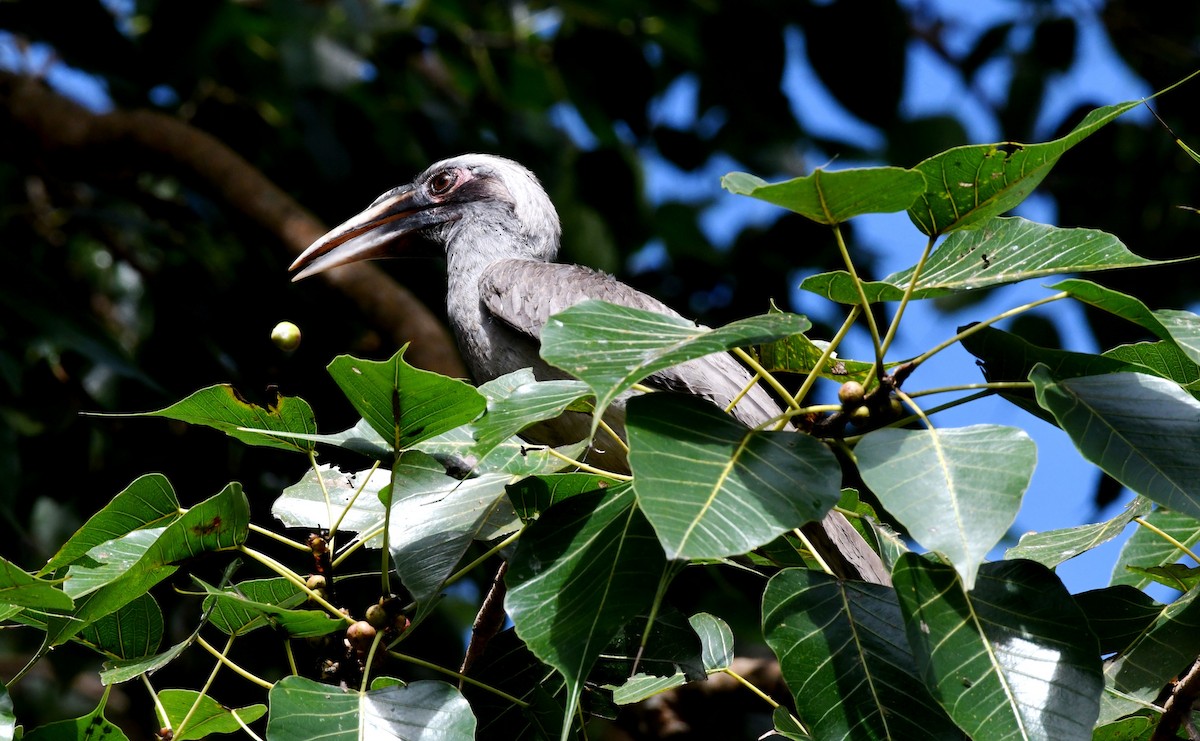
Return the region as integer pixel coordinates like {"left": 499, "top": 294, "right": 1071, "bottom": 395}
{"left": 856, "top": 425, "right": 1035, "bottom": 589}
{"left": 628, "top": 394, "right": 841, "bottom": 560}
{"left": 893, "top": 556, "right": 1102, "bottom": 740}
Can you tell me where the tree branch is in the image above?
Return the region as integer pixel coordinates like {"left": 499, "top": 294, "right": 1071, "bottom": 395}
{"left": 0, "top": 71, "right": 465, "bottom": 378}
{"left": 1154, "top": 655, "right": 1200, "bottom": 741}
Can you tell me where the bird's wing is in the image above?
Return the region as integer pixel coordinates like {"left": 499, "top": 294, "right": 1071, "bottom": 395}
{"left": 479, "top": 259, "right": 784, "bottom": 428}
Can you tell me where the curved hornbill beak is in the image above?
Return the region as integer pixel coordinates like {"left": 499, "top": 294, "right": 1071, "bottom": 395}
{"left": 289, "top": 183, "right": 458, "bottom": 281}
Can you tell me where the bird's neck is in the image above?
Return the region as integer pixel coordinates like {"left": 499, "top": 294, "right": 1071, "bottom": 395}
{"left": 444, "top": 246, "right": 545, "bottom": 385}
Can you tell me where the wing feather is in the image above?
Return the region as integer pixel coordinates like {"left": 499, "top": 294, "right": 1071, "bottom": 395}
{"left": 479, "top": 260, "right": 783, "bottom": 428}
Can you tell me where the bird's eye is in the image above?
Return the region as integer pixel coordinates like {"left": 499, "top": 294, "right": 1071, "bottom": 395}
{"left": 428, "top": 170, "right": 457, "bottom": 196}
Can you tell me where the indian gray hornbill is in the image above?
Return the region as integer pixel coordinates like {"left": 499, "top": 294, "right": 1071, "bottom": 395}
{"left": 290, "top": 154, "right": 889, "bottom": 585}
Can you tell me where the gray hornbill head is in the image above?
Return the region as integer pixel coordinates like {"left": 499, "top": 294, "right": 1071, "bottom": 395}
{"left": 290, "top": 154, "right": 561, "bottom": 281}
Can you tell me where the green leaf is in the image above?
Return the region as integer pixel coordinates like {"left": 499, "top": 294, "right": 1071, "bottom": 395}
{"left": 386, "top": 451, "right": 514, "bottom": 624}
{"left": 1005, "top": 496, "right": 1152, "bottom": 568}
{"left": 41, "top": 473, "right": 180, "bottom": 574}
{"left": 628, "top": 394, "right": 842, "bottom": 560}
{"left": 856, "top": 425, "right": 1035, "bottom": 590}
{"left": 1095, "top": 586, "right": 1200, "bottom": 724}
{"left": 198, "top": 577, "right": 343, "bottom": 638}
{"left": 1091, "top": 713, "right": 1156, "bottom": 741}
{"left": 22, "top": 687, "right": 129, "bottom": 741}
{"left": 802, "top": 218, "right": 1159, "bottom": 303}
{"left": 1055, "top": 278, "right": 1200, "bottom": 365}
{"left": 505, "top": 485, "right": 665, "bottom": 741}
{"left": 540, "top": 299, "right": 809, "bottom": 420}
{"left": 721, "top": 166, "right": 926, "bottom": 224}
{"left": 1127, "top": 563, "right": 1200, "bottom": 592}
{"left": 908, "top": 99, "right": 1142, "bottom": 235}
{"left": 1031, "top": 365, "right": 1200, "bottom": 520}
{"left": 1111, "top": 508, "right": 1200, "bottom": 589}
{"left": 507, "top": 473, "right": 619, "bottom": 521}
{"left": 757, "top": 330, "right": 880, "bottom": 384}
{"left": 604, "top": 608, "right": 706, "bottom": 704}
{"left": 100, "top": 633, "right": 195, "bottom": 685}
{"left": 158, "top": 689, "right": 266, "bottom": 741}
{"left": 959, "top": 324, "right": 1141, "bottom": 422}
{"left": 0, "top": 555, "right": 73, "bottom": 611}
{"left": 470, "top": 369, "right": 593, "bottom": 454}
{"left": 327, "top": 346, "right": 486, "bottom": 448}
{"left": 77, "top": 593, "right": 163, "bottom": 660}
{"left": 49, "top": 482, "right": 249, "bottom": 645}
{"left": 266, "top": 676, "right": 475, "bottom": 741}
{"left": 0, "top": 686, "right": 11, "bottom": 741}
{"left": 1073, "top": 586, "right": 1166, "bottom": 656}
{"left": 763, "top": 568, "right": 963, "bottom": 740}
{"left": 272, "top": 464, "right": 387, "bottom": 547}
{"left": 893, "top": 556, "right": 1102, "bottom": 741}
{"left": 95, "top": 385, "right": 317, "bottom": 452}
{"left": 1104, "top": 341, "right": 1200, "bottom": 396}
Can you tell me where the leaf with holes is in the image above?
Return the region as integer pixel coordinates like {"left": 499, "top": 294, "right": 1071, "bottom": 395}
{"left": 802, "top": 218, "right": 1160, "bottom": 303}
{"left": 908, "top": 99, "right": 1141, "bottom": 235}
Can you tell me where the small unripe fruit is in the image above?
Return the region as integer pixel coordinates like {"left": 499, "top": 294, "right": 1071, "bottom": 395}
{"left": 271, "top": 321, "right": 302, "bottom": 351}
{"left": 365, "top": 603, "right": 389, "bottom": 629}
{"left": 838, "top": 381, "right": 866, "bottom": 410}
{"left": 346, "top": 620, "right": 377, "bottom": 651}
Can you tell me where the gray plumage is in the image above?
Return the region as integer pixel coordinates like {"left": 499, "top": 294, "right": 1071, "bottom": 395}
{"left": 290, "top": 153, "right": 890, "bottom": 584}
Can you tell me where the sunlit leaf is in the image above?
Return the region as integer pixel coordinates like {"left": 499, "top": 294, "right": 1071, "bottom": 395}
{"left": 49, "top": 482, "right": 249, "bottom": 645}
{"left": 856, "top": 425, "right": 1035, "bottom": 590}
{"left": 327, "top": 346, "right": 486, "bottom": 448}
{"left": 41, "top": 473, "right": 180, "bottom": 574}
{"left": 628, "top": 394, "right": 841, "bottom": 560}
{"left": 505, "top": 485, "right": 665, "bottom": 740}
{"left": 757, "top": 330, "right": 880, "bottom": 384}
{"left": 158, "top": 689, "right": 265, "bottom": 741}
{"left": 1094, "top": 585, "right": 1200, "bottom": 724}
{"left": 1104, "top": 341, "right": 1200, "bottom": 397}
{"left": 1056, "top": 278, "right": 1200, "bottom": 365}
{"left": 0, "top": 555, "right": 73, "bottom": 611}
{"left": 802, "top": 218, "right": 1160, "bottom": 303}
{"left": 1006, "top": 496, "right": 1151, "bottom": 568}
{"left": 893, "top": 556, "right": 1102, "bottom": 740}
{"left": 272, "top": 464, "right": 386, "bottom": 548}
{"left": 763, "top": 568, "right": 962, "bottom": 740}
{"left": 197, "top": 577, "right": 342, "bottom": 638}
{"left": 386, "top": 451, "right": 514, "bottom": 624}
{"left": 908, "top": 99, "right": 1141, "bottom": 235}
{"left": 266, "top": 677, "right": 475, "bottom": 740}
{"left": 722, "top": 166, "right": 925, "bottom": 224}
{"left": 1031, "top": 365, "right": 1200, "bottom": 520}
{"left": 507, "top": 473, "right": 620, "bottom": 521}
{"left": 1110, "top": 508, "right": 1200, "bottom": 589}
{"left": 540, "top": 299, "right": 808, "bottom": 419}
